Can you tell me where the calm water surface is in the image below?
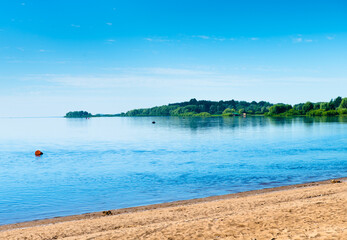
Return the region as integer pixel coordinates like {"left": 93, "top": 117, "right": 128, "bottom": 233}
{"left": 0, "top": 116, "right": 346, "bottom": 225}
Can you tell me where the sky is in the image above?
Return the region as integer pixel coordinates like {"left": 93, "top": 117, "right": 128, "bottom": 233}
{"left": 0, "top": 0, "right": 346, "bottom": 117}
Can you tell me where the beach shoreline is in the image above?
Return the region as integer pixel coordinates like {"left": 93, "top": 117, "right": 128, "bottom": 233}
{"left": 1, "top": 177, "right": 346, "bottom": 239}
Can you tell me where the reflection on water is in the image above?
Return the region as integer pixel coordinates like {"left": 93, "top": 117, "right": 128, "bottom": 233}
{"left": 0, "top": 116, "right": 346, "bottom": 225}
{"left": 127, "top": 115, "right": 346, "bottom": 131}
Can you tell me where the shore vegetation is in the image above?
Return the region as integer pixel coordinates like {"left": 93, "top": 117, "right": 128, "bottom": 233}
{"left": 265, "top": 97, "right": 347, "bottom": 117}
{"left": 65, "top": 111, "right": 92, "bottom": 118}
{"left": 121, "top": 98, "right": 272, "bottom": 117}
{"left": 65, "top": 97, "right": 347, "bottom": 118}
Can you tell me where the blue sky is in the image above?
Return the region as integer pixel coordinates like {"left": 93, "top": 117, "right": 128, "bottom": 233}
{"left": 0, "top": 0, "right": 346, "bottom": 116}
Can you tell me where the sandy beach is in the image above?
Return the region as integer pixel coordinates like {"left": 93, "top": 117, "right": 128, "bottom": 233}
{"left": 1, "top": 178, "right": 346, "bottom": 240}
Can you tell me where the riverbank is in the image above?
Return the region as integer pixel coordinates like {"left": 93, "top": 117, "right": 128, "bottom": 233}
{"left": 1, "top": 178, "right": 346, "bottom": 239}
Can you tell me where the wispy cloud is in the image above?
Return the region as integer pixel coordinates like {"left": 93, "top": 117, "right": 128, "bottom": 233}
{"left": 23, "top": 71, "right": 341, "bottom": 92}
{"left": 326, "top": 36, "right": 335, "bottom": 40}
{"left": 195, "top": 35, "right": 210, "bottom": 40}
{"left": 21, "top": 73, "right": 248, "bottom": 90}
{"left": 106, "top": 22, "right": 112, "bottom": 26}
{"left": 20, "top": 67, "right": 236, "bottom": 90}
{"left": 193, "top": 35, "right": 226, "bottom": 41}
{"left": 102, "top": 67, "right": 213, "bottom": 76}
{"left": 142, "top": 67, "right": 213, "bottom": 75}
{"left": 17, "top": 66, "right": 345, "bottom": 106}
{"left": 144, "top": 37, "right": 171, "bottom": 42}
{"left": 254, "top": 66, "right": 291, "bottom": 73}
{"left": 71, "top": 24, "right": 80, "bottom": 28}
{"left": 293, "top": 37, "right": 303, "bottom": 43}
{"left": 17, "top": 47, "right": 25, "bottom": 52}
{"left": 250, "top": 37, "right": 259, "bottom": 41}
{"left": 105, "top": 39, "right": 116, "bottom": 43}
{"left": 292, "top": 35, "right": 315, "bottom": 43}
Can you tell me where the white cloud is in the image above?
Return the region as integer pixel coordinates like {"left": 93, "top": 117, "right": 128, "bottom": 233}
{"left": 106, "top": 22, "right": 112, "bottom": 26}
{"left": 326, "top": 36, "right": 335, "bottom": 40}
{"left": 292, "top": 35, "right": 315, "bottom": 43}
{"left": 20, "top": 67, "right": 246, "bottom": 90}
{"left": 71, "top": 24, "right": 80, "bottom": 28}
{"left": 214, "top": 37, "right": 226, "bottom": 41}
{"left": 293, "top": 37, "right": 303, "bottom": 43}
{"left": 23, "top": 67, "right": 338, "bottom": 93}
{"left": 141, "top": 67, "right": 214, "bottom": 76}
{"left": 19, "top": 63, "right": 345, "bottom": 97}
{"left": 144, "top": 37, "right": 171, "bottom": 42}
{"left": 255, "top": 66, "right": 291, "bottom": 73}
{"left": 250, "top": 37, "right": 259, "bottom": 41}
{"left": 194, "top": 35, "right": 229, "bottom": 41}
{"left": 101, "top": 67, "right": 213, "bottom": 76}
{"left": 195, "top": 35, "right": 210, "bottom": 40}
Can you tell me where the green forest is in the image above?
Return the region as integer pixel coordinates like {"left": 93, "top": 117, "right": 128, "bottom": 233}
{"left": 121, "top": 97, "right": 347, "bottom": 117}
{"left": 65, "top": 111, "right": 92, "bottom": 118}
{"left": 122, "top": 98, "right": 273, "bottom": 117}
{"left": 64, "top": 111, "right": 118, "bottom": 118}
{"left": 65, "top": 97, "right": 347, "bottom": 118}
{"left": 265, "top": 96, "right": 347, "bottom": 117}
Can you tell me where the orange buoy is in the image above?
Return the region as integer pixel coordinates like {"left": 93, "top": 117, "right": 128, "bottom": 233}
{"left": 35, "top": 150, "right": 43, "bottom": 156}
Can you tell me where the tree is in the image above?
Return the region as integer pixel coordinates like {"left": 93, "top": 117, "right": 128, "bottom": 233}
{"left": 339, "top": 98, "right": 347, "bottom": 109}
{"left": 209, "top": 105, "right": 217, "bottom": 114}
{"left": 261, "top": 106, "right": 269, "bottom": 113}
{"left": 65, "top": 111, "right": 92, "bottom": 118}
{"left": 320, "top": 102, "right": 329, "bottom": 110}
{"left": 313, "top": 103, "right": 320, "bottom": 110}
{"left": 302, "top": 102, "right": 314, "bottom": 113}
{"left": 189, "top": 98, "right": 198, "bottom": 104}
{"left": 268, "top": 104, "right": 292, "bottom": 115}
{"left": 333, "top": 97, "right": 342, "bottom": 108}
{"left": 222, "top": 108, "right": 233, "bottom": 114}
{"left": 294, "top": 103, "right": 303, "bottom": 110}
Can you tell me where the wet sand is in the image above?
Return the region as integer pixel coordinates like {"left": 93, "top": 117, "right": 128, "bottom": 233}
{"left": 1, "top": 178, "right": 346, "bottom": 239}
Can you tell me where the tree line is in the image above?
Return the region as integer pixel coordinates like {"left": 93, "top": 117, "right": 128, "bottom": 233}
{"left": 122, "top": 98, "right": 273, "bottom": 117}
{"left": 65, "top": 97, "right": 347, "bottom": 118}
{"left": 265, "top": 97, "right": 347, "bottom": 116}
{"left": 65, "top": 111, "right": 92, "bottom": 118}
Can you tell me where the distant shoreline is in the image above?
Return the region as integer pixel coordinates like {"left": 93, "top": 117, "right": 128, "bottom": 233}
{"left": 1, "top": 177, "right": 345, "bottom": 232}
{"left": 64, "top": 114, "right": 347, "bottom": 118}
{"left": 65, "top": 96, "right": 347, "bottom": 118}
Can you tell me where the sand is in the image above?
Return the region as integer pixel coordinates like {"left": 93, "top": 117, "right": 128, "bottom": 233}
{"left": 0, "top": 178, "right": 346, "bottom": 239}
